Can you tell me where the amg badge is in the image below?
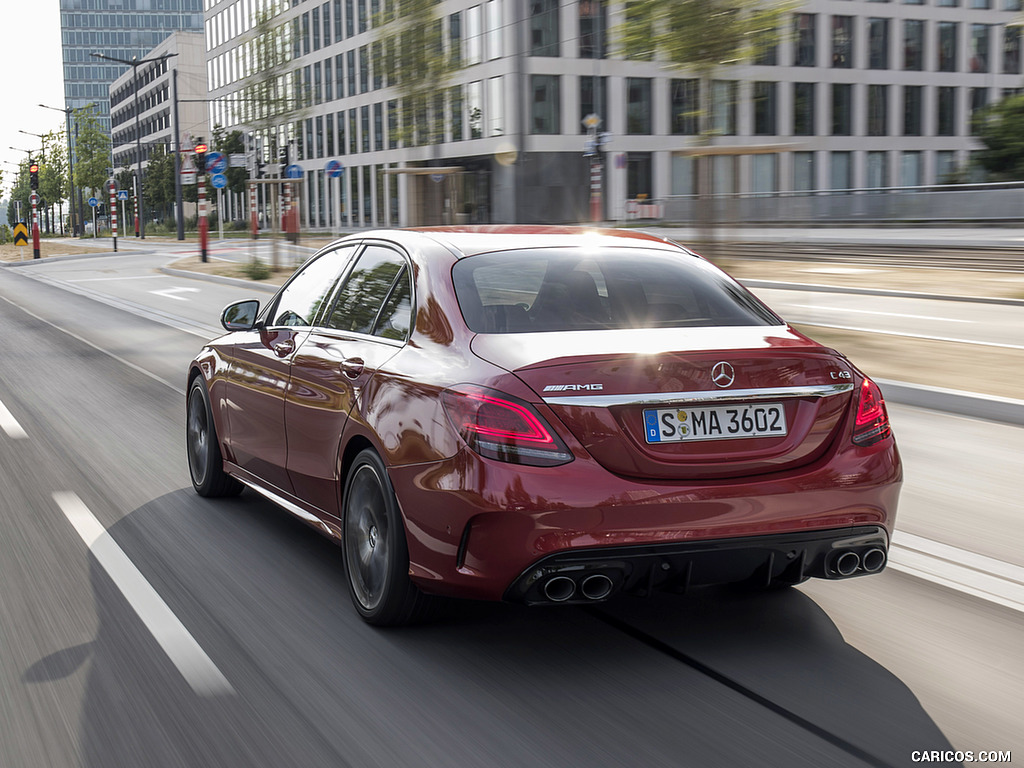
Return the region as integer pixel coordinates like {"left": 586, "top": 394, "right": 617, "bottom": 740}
{"left": 542, "top": 383, "right": 604, "bottom": 392}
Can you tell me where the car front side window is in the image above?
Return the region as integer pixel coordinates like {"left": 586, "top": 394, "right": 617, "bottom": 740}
{"left": 269, "top": 245, "right": 357, "bottom": 328}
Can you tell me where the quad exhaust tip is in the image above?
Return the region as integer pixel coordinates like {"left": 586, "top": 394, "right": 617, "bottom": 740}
{"left": 541, "top": 573, "right": 616, "bottom": 603}
{"left": 543, "top": 576, "right": 577, "bottom": 602}
{"left": 580, "top": 574, "right": 614, "bottom": 601}
{"left": 834, "top": 551, "right": 861, "bottom": 577}
{"left": 830, "top": 547, "right": 888, "bottom": 577}
{"left": 861, "top": 547, "right": 887, "bottom": 573}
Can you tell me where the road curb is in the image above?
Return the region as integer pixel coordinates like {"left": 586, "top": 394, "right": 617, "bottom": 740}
{"left": 740, "top": 278, "right": 1024, "bottom": 307}
{"left": 878, "top": 379, "right": 1024, "bottom": 427}
{"left": 159, "top": 266, "right": 280, "bottom": 293}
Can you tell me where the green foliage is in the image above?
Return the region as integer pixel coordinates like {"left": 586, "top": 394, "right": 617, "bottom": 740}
{"left": 212, "top": 125, "right": 248, "bottom": 197}
{"left": 376, "top": 0, "right": 460, "bottom": 146}
{"left": 0, "top": 224, "right": 10, "bottom": 244}
{"left": 243, "top": 257, "right": 272, "bottom": 280}
{"left": 143, "top": 144, "right": 177, "bottom": 217}
{"left": 73, "top": 105, "right": 112, "bottom": 197}
{"left": 974, "top": 94, "right": 1024, "bottom": 181}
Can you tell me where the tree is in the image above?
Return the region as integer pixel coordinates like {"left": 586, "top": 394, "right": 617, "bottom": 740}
{"left": 74, "top": 104, "right": 112, "bottom": 199}
{"left": 974, "top": 94, "right": 1024, "bottom": 181}
{"left": 213, "top": 125, "right": 247, "bottom": 198}
{"left": 40, "top": 130, "right": 69, "bottom": 235}
{"left": 376, "top": 0, "right": 459, "bottom": 147}
{"left": 618, "top": 0, "right": 789, "bottom": 241}
{"left": 142, "top": 144, "right": 177, "bottom": 220}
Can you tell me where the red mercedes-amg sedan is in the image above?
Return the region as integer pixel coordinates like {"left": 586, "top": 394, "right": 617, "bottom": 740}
{"left": 187, "top": 227, "right": 901, "bottom": 625}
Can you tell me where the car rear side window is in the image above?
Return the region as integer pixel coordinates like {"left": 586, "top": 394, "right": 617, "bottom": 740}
{"left": 453, "top": 248, "right": 780, "bottom": 333}
{"left": 270, "top": 245, "right": 356, "bottom": 327}
{"left": 324, "top": 245, "right": 411, "bottom": 339}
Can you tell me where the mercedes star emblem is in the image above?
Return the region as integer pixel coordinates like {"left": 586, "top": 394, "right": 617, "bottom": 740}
{"left": 711, "top": 361, "right": 735, "bottom": 388}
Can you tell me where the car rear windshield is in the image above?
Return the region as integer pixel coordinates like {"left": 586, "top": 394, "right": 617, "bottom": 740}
{"left": 452, "top": 248, "right": 781, "bottom": 333}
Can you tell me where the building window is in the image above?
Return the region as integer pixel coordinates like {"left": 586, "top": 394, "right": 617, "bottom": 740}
{"left": 450, "top": 85, "right": 463, "bottom": 141}
{"left": 868, "top": 84, "right": 888, "bottom": 136}
{"left": 869, "top": 18, "right": 890, "bottom": 69}
{"left": 337, "top": 110, "right": 346, "bottom": 155}
{"left": 361, "top": 105, "right": 370, "bottom": 152}
{"left": 970, "top": 88, "right": 988, "bottom": 134}
{"left": 316, "top": 115, "right": 324, "bottom": 158}
{"left": 752, "top": 155, "right": 777, "bottom": 194}
{"left": 711, "top": 80, "right": 737, "bottom": 135}
{"left": 468, "top": 80, "right": 483, "bottom": 139}
{"left": 939, "top": 22, "right": 958, "bottom": 72}
{"left": 489, "top": 76, "right": 504, "bottom": 136}
{"left": 831, "top": 151, "right": 852, "bottom": 190}
{"left": 753, "top": 81, "right": 777, "bottom": 135}
{"left": 449, "top": 12, "right": 462, "bottom": 68}
{"left": 345, "top": 0, "right": 354, "bottom": 37}
{"left": 465, "top": 6, "right": 482, "bottom": 65}
{"left": 486, "top": 0, "right": 502, "bottom": 59}
{"left": 753, "top": 25, "right": 778, "bottom": 65}
{"left": 793, "top": 82, "right": 815, "bottom": 136}
{"left": 901, "top": 151, "right": 923, "bottom": 186}
{"left": 937, "top": 86, "right": 956, "bottom": 135}
{"left": 313, "top": 7, "right": 321, "bottom": 50}
{"left": 670, "top": 79, "right": 699, "bottom": 135}
{"left": 388, "top": 100, "right": 398, "bottom": 149}
{"left": 793, "top": 152, "right": 816, "bottom": 192}
{"left": 627, "top": 153, "right": 652, "bottom": 199}
{"left": 579, "top": 0, "right": 606, "bottom": 59}
{"left": 903, "top": 85, "right": 923, "bottom": 136}
{"left": 314, "top": 62, "right": 323, "bottom": 104}
{"left": 325, "top": 58, "right": 333, "bottom": 101}
{"left": 866, "top": 151, "right": 888, "bottom": 188}
{"left": 359, "top": 46, "right": 369, "bottom": 93}
{"left": 372, "top": 42, "right": 382, "bottom": 90}
{"left": 374, "top": 102, "right": 383, "bottom": 151}
{"left": 1006, "top": 0, "right": 1023, "bottom": 10}
{"left": 581, "top": 76, "right": 608, "bottom": 134}
{"left": 832, "top": 16, "right": 853, "bottom": 68}
{"left": 970, "top": 25, "right": 990, "bottom": 73}
{"left": 938, "top": 0, "right": 959, "bottom": 6}
{"left": 903, "top": 20, "right": 924, "bottom": 70}
{"left": 349, "top": 109, "right": 358, "bottom": 153}
{"left": 326, "top": 112, "right": 335, "bottom": 155}
{"left": 530, "top": 0, "right": 560, "bottom": 57}
{"left": 794, "top": 14, "right": 816, "bottom": 66}
{"left": 530, "top": 75, "right": 560, "bottom": 134}
{"left": 971, "top": 0, "right": 992, "bottom": 7}
{"left": 936, "top": 150, "right": 956, "bottom": 182}
{"left": 302, "top": 12, "right": 311, "bottom": 56}
{"left": 1005, "top": 27, "right": 1022, "bottom": 75}
{"left": 832, "top": 83, "right": 852, "bottom": 135}
{"left": 627, "top": 78, "right": 652, "bottom": 134}
{"left": 347, "top": 50, "right": 356, "bottom": 96}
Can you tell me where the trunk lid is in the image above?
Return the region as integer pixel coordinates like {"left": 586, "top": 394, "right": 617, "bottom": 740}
{"left": 471, "top": 326, "right": 855, "bottom": 480}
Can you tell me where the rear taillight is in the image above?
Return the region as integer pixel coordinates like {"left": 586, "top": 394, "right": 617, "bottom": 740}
{"left": 852, "top": 378, "right": 892, "bottom": 447}
{"left": 441, "top": 385, "right": 574, "bottom": 466}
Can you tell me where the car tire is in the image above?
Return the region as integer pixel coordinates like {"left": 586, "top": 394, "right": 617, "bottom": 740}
{"left": 187, "top": 378, "right": 243, "bottom": 498}
{"left": 342, "top": 449, "right": 435, "bottom": 626}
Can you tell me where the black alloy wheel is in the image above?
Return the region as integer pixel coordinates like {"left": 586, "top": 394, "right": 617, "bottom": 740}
{"left": 187, "top": 378, "right": 242, "bottom": 497}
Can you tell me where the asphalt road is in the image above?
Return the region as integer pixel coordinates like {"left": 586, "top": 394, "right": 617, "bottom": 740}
{"left": 0, "top": 250, "right": 1021, "bottom": 768}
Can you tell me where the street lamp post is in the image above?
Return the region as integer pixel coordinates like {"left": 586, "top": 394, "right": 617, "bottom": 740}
{"left": 91, "top": 51, "right": 177, "bottom": 239}
{"left": 40, "top": 102, "right": 95, "bottom": 237}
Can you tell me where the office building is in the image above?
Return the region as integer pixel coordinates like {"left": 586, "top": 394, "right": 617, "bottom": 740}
{"left": 205, "top": 0, "right": 1024, "bottom": 226}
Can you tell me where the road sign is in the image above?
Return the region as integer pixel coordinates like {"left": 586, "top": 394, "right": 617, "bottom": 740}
{"left": 12, "top": 222, "right": 28, "bottom": 246}
{"left": 205, "top": 151, "right": 227, "bottom": 174}
{"left": 229, "top": 153, "right": 247, "bottom": 168}
{"left": 582, "top": 113, "right": 602, "bottom": 130}
{"left": 30, "top": 193, "right": 39, "bottom": 206}
{"left": 430, "top": 174, "right": 445, "bottom": 184}
{"left": 211, "top": 172, "right": 228, "bottom": 189}
{"left": 325, "top": 160, "right": 344, "bottom": 178}
{"left": 88, "top": 197, "right": 98, "bottom": 207}
{"left": 285, "top": 163, "right": 304, "bottom": 179}
{"left": 181, "top": 170, "right": 197, "bottom": 185}
{"left": 117, "top": 190, "right": 129, "bottom": 201}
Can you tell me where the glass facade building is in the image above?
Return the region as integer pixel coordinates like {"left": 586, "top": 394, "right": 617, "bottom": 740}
{"left": 60, "top": 0, "right": 204, "bottom": 131}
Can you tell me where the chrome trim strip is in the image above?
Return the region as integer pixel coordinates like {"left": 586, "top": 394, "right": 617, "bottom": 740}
{"left": 543, "top": 383, "right": 855, "bottom": 408}
{"left": 236, "top": 477, "right": 341, "bottom": 539}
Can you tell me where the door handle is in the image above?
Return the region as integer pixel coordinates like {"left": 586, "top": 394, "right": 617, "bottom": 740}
{"left": 271, "top": 338, "right": 295, "bottom": 358}
{"left": 341, "top": 357, "right": 365, "bottom": 379}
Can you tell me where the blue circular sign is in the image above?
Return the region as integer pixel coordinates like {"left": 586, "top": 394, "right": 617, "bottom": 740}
{"left": 88, "top": 197, "right": 98, "bottom": 207}
{"left": 205, "top": 151, "right": 228, "bottom": 174}
{"left": 211, "top": 172, "right": 228, "bottom": 189}
{"left": 285, "top": 163, "right": 304, "bottom": 180}
{"left": 325, "top": 160, "right": 344, "bottom": 178}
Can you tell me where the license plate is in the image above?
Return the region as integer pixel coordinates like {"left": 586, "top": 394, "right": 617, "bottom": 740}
{"left": 643, "top": 403, "right": 788, "bottom": 443}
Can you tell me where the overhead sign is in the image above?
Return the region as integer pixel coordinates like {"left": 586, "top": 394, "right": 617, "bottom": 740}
{"left": 325, "top": 159, "right": 344, "bottom": 178}
{"left": 88, "top": 197, "right": 98, "bottom": 207}
{"left": 205, "top": 151, "right": 227, "bottom": 174}
{"left": 117, "top": 190, "right": 129, "bottom": 201}
{"left": 211, "top": 172, "right": 228, "bottom": 189}
{"left": 285, "top": 163, "right": 304, "bottom": 179}
{"left": 12, "top": 222, "right": 28, "bottom": 246}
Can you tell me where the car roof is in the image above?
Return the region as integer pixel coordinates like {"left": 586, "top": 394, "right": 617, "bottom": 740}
{"left": 353, "top": 225, "right": 690, "bottom": 259}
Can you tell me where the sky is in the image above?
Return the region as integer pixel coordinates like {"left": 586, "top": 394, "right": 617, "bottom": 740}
{"left": 0, "top": 2, "right": 70, "bottom": 197}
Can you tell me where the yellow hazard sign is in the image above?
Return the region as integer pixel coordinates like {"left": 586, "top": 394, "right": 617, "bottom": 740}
{"left": 12, "top": 222, "right": 29, "bottom": 246}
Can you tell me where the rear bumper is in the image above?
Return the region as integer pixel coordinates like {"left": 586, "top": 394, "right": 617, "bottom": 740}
{"left": 504, "top": 525, "right": 889, "bottom": 605}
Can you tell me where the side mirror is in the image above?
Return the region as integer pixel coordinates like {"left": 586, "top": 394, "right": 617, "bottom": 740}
{"left": 221, "top": 299, "right": 260, "bottom": 332}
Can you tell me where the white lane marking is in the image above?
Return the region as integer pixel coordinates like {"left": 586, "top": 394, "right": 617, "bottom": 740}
{"left": 67, "top": 275, "right": 169, "bottom": 283}
{"left": 0, "top": 398, "right": 29, "bottom": 439}
{"left": 0, "top": 295, "right": 184, "bottom": 394}
{"left": 790, "top": 321, "right": 1024, "bottom": 350}
{"left": 796, "top": 305, "right": 972, "bottom": 324}
{"left": 889, "top": 530, "right": 1024, "bottom": 614}
{"left": 150, "top": 287, "right": 200, "bottom": 301}
{"left": 54, "top": 492, "right": 234, "bottom": 696}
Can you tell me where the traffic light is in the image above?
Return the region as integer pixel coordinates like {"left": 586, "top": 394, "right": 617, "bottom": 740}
{"left": 29, "top": 163, "right": 39, "bottom": 190}
{"left": 194, "top": 143, "right": 208, "bottom": 173}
